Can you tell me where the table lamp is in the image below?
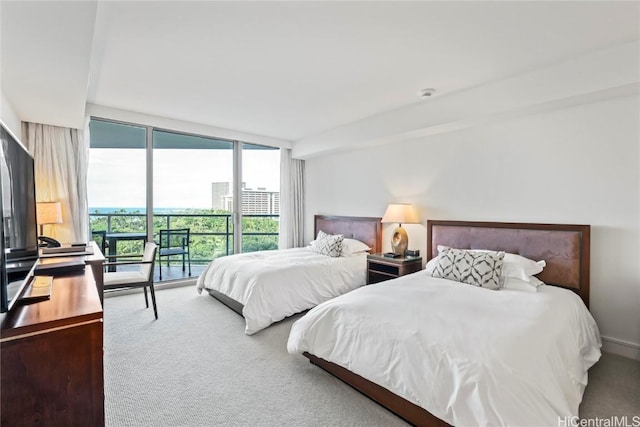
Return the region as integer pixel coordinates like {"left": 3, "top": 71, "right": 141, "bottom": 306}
{"left": 36, "top": 201, "right": 62, "bottom": 239}
{"left": 381, "top": 203, "right": 420, "bottom": 256}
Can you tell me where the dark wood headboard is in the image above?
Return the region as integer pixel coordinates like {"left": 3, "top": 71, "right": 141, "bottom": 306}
{"left": 427, "top": 220, "right": 591, "bottom": 307}
{"left": 314, "top": 215, "right": 382, "bottom": 254}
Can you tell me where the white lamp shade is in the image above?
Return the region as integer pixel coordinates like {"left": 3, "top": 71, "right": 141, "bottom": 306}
{"left": 36, "top": 202, "right": 63, "bottom": 225}
{"left": 381, "top": 204, "right": 420, "bottom": 225}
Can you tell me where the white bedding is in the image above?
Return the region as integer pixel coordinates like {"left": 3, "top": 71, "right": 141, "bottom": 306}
{"left": 196, "top": 247, "right": 366, "bottom": 335}
{"left": 287, "top": 270, "right": 602, "bottom": 426}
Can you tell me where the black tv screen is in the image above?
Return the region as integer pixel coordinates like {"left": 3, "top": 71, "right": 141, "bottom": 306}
{"left": 0, "top": 121, "right": 39, "bottom": 313}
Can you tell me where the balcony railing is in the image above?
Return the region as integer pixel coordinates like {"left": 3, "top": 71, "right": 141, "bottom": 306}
{"left": 89, "top": 212, "right": 279, "bottom": 267}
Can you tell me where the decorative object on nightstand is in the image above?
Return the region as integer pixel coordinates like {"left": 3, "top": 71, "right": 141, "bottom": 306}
{"left": 367, "top": 253, "right": 422, "bottom": 284}
{"left": 381, "top": 203, "right": 420, "bottom": 256}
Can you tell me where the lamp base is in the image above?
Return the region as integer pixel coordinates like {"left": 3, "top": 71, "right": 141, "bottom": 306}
{"left": 391, "top": 226, "right": 408, "bottom": 256}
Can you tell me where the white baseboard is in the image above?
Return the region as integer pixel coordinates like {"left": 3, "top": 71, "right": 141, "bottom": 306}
{"left": 601, "top": 335, "right": 640, "bottom": 360}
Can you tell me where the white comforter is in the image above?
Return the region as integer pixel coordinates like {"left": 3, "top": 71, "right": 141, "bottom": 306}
{"left": 287, "top": 271, "right": 602, "bottom": 426}
{"left": 196, "top": 247, "right": 366, "bottom": 335}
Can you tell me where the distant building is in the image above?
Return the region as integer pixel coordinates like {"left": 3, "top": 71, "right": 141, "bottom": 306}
{"left": 211, "top": 182, "right": 230, "bottom": 210}
{"left": 213, "top": 182, "right": 279, "bottom": 215}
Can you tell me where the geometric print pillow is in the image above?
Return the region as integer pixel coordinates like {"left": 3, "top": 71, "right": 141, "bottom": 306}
{"left": 316, "top": 230, "right": 329, "bottom": 241}
{"left": 311, "top": 231, "right": 344, "bottom": 257}
{"left": 432, "top": 248, "right": 505, "bottom": 290}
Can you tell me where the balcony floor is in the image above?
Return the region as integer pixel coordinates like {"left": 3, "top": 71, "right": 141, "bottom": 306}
{"left": 153, "top": 264, "right": 207, "bottom": 283}
{"left": 106, "top": 264, "right": 208, "bottom": 284}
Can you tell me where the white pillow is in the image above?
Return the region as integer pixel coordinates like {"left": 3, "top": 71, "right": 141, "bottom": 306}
{"left": 341, "top": 238, "right": 371, "bottom": 256}
{"left": 310, "top": 231, "right": 344, "bottom": 257}
{"left": 431, "top": 247, "right": 505, "bottom": 290}
{"left": 427, "top": 257, "right": 543, "bottom": 292}
{"left": 437, "top": 245, "right": 545, "bottom": 282}
{"left": 503, "top": 253, "right": 545, "bottom": 276}
{"left": 427, "top": 263, "right": 542, "bottom": 292}
{"left": 520, "top": 275, "right": 545, "bottom": 287}
{"left": 502, "top": 276, "right": 544, "bottom": 292}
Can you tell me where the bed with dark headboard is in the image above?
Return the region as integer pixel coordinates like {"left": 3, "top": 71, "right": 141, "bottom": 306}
{"left": 427, "top": 220, "right": 591, "bottom": 307}
{"left": 302, "top": 219, "right": 592, "bottom": 427}
{"left": 314, "top": 215, "right": 382, "bottom": 254}
{"left": 207, "top": 214, "right": 382, "bottom": 316}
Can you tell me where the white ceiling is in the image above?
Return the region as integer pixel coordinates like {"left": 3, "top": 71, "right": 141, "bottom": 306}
{"left": 1, "top": 1, "right": 638, "bottom": 144}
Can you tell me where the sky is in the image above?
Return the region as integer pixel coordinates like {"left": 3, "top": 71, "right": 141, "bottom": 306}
{"left": 87, "top": 148, "right": 279, "bottom": 209}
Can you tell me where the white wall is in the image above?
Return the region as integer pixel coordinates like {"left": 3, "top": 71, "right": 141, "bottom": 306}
{"left": 305, "top": 94, "right": 640, "bottom": 359}
{"left": 1, "top": 91, "right": 22, "bottom": 140}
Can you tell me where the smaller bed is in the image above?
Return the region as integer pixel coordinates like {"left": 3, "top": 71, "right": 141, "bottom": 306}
{"left": 196, "top": 215, "right": 381, "bottom": 335}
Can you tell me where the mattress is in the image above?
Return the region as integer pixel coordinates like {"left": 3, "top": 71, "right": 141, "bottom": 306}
{"left": 197, "top": 247, "right": 366, "bottom": 334}
{"left": 287, "top": 270, "right": 602, "bottom": 426}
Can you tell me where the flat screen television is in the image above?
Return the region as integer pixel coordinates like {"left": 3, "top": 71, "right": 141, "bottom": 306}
{"left": 0, "top": 120, "right": 39, "bottom": 313}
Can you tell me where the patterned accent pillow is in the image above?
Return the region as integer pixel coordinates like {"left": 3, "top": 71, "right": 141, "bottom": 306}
{"left": 311, "top": 231, "right": 344, "bottom": 257}
{"left": 316, "top": 230, "right": 329, "bottom": 241}
{"left": 432, "top": 248, "right": 505, "bottom": 290}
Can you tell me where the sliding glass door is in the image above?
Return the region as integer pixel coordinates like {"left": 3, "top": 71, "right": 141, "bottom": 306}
{"left": 152, "top": 130, "right": 234, "bottom": 279}
{"left": 241, "top": 143, "right": 280, "bottom": 252}
{"left": 87, "top": 120, "right": 148, "bottom": 258}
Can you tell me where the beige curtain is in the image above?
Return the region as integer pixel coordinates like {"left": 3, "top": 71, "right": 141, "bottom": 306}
{"left": 22, "top": 122, "right": 89, "bottom": 243}
{"left": 278, "top": 148, "right": 305, "bottom": 249}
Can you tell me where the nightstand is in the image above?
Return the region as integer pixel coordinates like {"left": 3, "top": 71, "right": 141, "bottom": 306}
{"left": 367, "top": 253, "right": 423, "bottom": 284}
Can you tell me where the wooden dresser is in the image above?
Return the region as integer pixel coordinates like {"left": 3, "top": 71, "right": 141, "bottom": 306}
{"left": 0, "top": 266, "right": 105, "bottom": 426}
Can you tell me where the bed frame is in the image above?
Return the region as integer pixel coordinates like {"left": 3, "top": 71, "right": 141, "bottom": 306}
{"left": 208, "top": 214, "right": 383, "bottom": 316}
{"left": 313, "top": 215, "right": 383, "bottom": 254}
{"left": 304, "top": 220, "right": 591, "bottom": 427}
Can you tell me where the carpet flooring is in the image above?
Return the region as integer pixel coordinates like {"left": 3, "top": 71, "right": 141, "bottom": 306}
{"left": 104, "top": 285, "right": 640, "bottom": 426}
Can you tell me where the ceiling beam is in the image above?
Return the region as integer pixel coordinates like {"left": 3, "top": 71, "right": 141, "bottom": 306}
{"left": 293, "top": 41, "right": 639, "bottom": 159}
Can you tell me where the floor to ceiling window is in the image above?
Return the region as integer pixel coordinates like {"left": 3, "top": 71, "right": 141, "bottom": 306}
{"left": 241, "top": 143, "right": 280, "bottom": 252}
{"left": 87, "top": 120, "right": 148, "bottom": 258}
{"left": 88, "top": 118, "right": 280, "bottom": 283}
{"left": 152, "top": 129, "right": 234, "bottom": 265}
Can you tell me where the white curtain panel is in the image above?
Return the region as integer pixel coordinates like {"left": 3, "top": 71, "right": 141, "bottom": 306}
{"left": 279, "top": 148, "right": 305, "bottom": 249}
{"left": 22, "top": 122, "right": 89, "bottom": 243}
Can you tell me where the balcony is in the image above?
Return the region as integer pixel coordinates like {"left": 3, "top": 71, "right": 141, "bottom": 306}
{"left": 90, "top": 211, "right": 279, "bottom": 283}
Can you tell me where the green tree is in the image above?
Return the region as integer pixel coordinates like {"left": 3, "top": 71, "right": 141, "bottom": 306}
{"left": 89, "top": 209, "right": 279, "bottom": 265}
